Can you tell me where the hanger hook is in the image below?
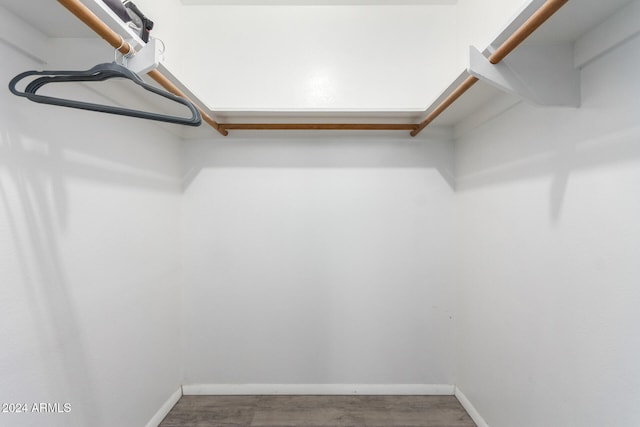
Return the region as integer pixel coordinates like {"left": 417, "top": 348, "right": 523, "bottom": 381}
{"left": 114, "top": 35, "right": 126, "bottom": 64}
{"left": 114, "top": 35, "right": 135, "bottom": 65}
{"left": 153, "top": 37, "right": 166, "bottom": 55}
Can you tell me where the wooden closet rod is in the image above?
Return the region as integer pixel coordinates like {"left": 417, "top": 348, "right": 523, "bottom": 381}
{"left": 219, "top": 123, "right": 419, "bottom": 131}
{"left": 57, "top": 0, "right": 229, "bottom": 136}
{"left": 411, "top": 0, "right": 569, "bottom": 137}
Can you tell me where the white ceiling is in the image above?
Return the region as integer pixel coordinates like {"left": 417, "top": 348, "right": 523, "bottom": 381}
{"left": 1, "top": 0, "right": 636, "bottom": 131}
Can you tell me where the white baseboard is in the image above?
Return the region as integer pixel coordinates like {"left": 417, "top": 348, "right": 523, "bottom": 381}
{"left": 182, "top": 383, "right": 455, "bottom": 396}
{"left": 146, "top": 387, "right": 183, "bottom": 427}
{"left": 454, "top": 387, "right": 490, "bottom": 427}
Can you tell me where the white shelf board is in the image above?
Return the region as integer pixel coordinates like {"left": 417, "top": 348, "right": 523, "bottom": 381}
{"left": 2, "top": 0, "right": 636, "bottom": 139}
{"left": 431, "top": 80, "right": 508, "bottom": 127}
{"left": 523, "top": 0, "right": 634, "bottom": 44}
{"left": 410, "top": 0, "right": 636, "bottom": 132}
{"left": 188, "top": 0, "right": 636, "bottom": 137}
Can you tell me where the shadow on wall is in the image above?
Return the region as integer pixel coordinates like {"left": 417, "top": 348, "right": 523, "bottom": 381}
{"left": 456, "top": 118, "right": 640, "bottom": 220}
{"left": 0, "top": 109, "right": 180, "bottom": 427}
{"left": 455, "top": 36, "right": 640, "bottom": 221}
{"left": 0, "top": 40, "right": 181, "bottom": 426}
{"left": 181, "top": 131, "right": 456, "bottom": 191}
{"left": 0, "top": 122, "right": 103, "bottom": 425}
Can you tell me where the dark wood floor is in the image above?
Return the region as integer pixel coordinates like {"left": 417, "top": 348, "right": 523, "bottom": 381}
{"left": 159, "top": 395, "right": 477, "bottom": 427}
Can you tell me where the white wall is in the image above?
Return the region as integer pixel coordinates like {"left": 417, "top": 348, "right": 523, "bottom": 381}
{"left": 454, "top": 34, "right": 640, "bottom": 427}
{"left": 0, "top": 25, "right": 183, "bottom": 427}
{"left": 180, "top": 133, "right": 457, "bottom": 387}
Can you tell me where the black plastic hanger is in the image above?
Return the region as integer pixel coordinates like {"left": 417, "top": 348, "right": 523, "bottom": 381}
{"left": 9, "top": 62, "right": 202, "bottom": 126}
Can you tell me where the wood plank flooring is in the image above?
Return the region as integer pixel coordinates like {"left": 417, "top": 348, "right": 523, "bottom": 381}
{"left": 159, "top": 395, "right": 477, "bottom": 427}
